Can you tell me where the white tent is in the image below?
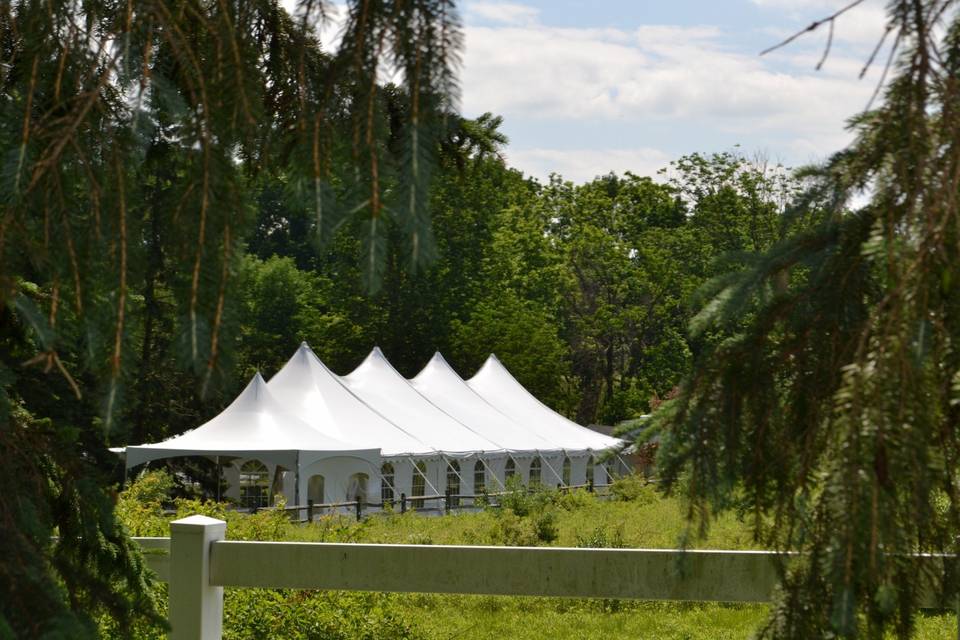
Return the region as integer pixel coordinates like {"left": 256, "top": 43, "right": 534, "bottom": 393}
{"left": 411, "top": 353, "right": 561, "bottom": 454}
{"left": 269, "top": 343, "right": 432, "bottom": 457}
{"left": 122, "top": 347, "right": 628, "bottom": 510}
{"left": 467, "top": 354, "right": 623, "bottom": 453}
{"left": 341, "top": 347, "right": 505, "bottom": 457}
{"left": 124, "top": 373, "right": 380, "bottom": 504}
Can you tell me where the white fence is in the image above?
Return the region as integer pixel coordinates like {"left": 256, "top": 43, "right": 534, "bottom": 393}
{"left": 137, "top": 514, "right": 952, "bottom": 640}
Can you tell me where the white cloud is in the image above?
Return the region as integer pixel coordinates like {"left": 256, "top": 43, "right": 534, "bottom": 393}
{"left": 507, "top": 147, "right": 672, "bottom": 184}
{"left": 459, "top": 6, "right": 880, "bottom": 180}
{"left": 466, "top": 2, "right": 540, "bottom": 26}
{"left": 463, "top": 22, "right": 871, "bottom": 128}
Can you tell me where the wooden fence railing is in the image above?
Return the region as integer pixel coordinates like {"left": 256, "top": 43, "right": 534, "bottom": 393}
{"left": 136, "top": 515, "right": 954, "bottom": 640}
{"left": 268, "top": 482, "right": 613, "bottom": 522}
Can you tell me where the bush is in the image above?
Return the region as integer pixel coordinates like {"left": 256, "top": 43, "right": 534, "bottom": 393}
{"left": 496, "top": 475, "right": 556, "bottom": 517}
{"left": 487, "top": 509, "right": 540, "bottom": 547}
{"left": 575, "top": 525, "right": 625, "bottom": 549}
{"left": 116, "top": 470, "right": 176, "bottom": 537}
{"left": 555, "top": 488, "right": 594, "bottom": 511}
{"left": 531, "top": 509, "right": 559, "bottom": 543}
{"left": 609, "top": 473, "right": 659, "bottom": 505}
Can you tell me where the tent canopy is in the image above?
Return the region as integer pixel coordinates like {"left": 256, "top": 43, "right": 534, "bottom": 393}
{"left": 467, "top": 354, "right": 623, "bottom": 452}
{"left": 125, "top": 373, "right": 379, "bottom": 470}
{"left": 342, "top": 347, "right": 505, "bottom": 457}
{"left": 269, "top": 343, "right": 434, "bottom": 457}
{"left": 411, "top": 353, "right": 562, "bottom": 454}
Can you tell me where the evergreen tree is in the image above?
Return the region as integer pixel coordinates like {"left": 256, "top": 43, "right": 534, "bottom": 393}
{"left": 0, "top": 1, "right": 461, "bottom": 635}
{"left": 656, "top": 2, "right": 960, "bottom": 637}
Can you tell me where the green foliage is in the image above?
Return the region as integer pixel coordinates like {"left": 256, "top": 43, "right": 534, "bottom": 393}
{"left": 0, "top": 405, "right": 164, "bottom": 637}
{"left": 113, "top": 487, "right": 960, "bottom": 639}
{"left": 116, "top": 470, "right": 175, "bottom": 537}
{"left": 656, "top": 3, "right": 960, "bottom": 638}
{"left": 0, "top": 1, "right": 464, "bottom": 634}
{"left": 609, "top": 473, "right": 658, "bottom": 505}
{"left": 224, "top": 589, "right": 419, "bottom": 640}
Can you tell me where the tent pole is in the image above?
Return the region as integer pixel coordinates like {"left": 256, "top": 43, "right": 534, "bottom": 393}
{"left": 215, "top": 456, "right": 221, "bottom": 502}
{"left": 295, "top": 452, "right": 301, "bottom": 507}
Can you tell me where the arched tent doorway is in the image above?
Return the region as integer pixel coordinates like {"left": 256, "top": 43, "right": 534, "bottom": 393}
{"left": 307, "top": 474, "right": 325, "bottom": 504}
{"left": 412, "top": 461, "right": 427, "bottom": 508}
{"left": 239, "top": 460, "right": 270, "bottom": 509}
{"left": 473, "top": 460, "right": 486, "bottom": 501}
{"left": 447, "top": 460, "right": 460, "bottom": 508}
{"left": 381, "top": 463, "right": 395, "bottom": 506}
{"left": 347, "top": 472, "right": 369, "bottom": 504}
{"left": 504, "top": 458, "right": 516, "bottom": 484}
{"left": 529, "top": 457, "right": 542, "bottom": 485}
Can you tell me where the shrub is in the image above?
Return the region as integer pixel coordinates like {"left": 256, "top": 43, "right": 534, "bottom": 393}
{"left": 555, "top": 488, "right": 594, "bottom": 511}
{"left": 496, "top": 475, "right": 556, "bottom": 517}
{"left": 574, "top": 525, "right": 625, "bottom": 549}
{"left": 116, "top": 470, "right": 176, "bottom": 537}
{"left": 609, "top": 473, "right": 658, "bottom": 505}
{"left": 531, "top": 509, "right": 559, "bottom": 543}
{"left": 487, "top": 509, "right": 540, "bottom": 547}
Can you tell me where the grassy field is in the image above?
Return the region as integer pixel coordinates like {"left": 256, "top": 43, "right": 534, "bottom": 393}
{"left": 117, "top": 472, "right": 958, "bottom": 639}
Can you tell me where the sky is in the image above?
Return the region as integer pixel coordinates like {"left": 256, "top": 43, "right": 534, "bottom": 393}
{"left": 455, "top": 0, "right": 891, "bottom": 183}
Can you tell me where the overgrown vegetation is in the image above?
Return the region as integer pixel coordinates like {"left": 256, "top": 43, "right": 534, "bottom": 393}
{"left": 106, "top": 471, "right": 958, "bottom": 640}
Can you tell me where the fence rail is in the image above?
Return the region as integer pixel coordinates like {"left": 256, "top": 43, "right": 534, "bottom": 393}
{"left": 266, "top": 483, "right": 614, "bottom": 522}
{"left": 138, "top": 515, "right": 954, "bottom": 640}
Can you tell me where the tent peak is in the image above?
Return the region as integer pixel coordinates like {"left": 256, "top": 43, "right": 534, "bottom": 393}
{"left": 411, "top": 351, "right": 456, "bottom": 382}
{"left": 249, "top": 371, "right": 268, "bottom": 397}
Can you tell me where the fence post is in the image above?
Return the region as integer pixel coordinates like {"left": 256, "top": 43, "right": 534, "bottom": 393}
{"left": 588, "top": 479, "right": 594, "bottom": 493}
{"left": 355, "top": 497, "right": 362, "bottom": 522}
{"left": 307, "top": 499, "right": 314, "bottom": 523}
{"left": 169, "top": 515, "right": 226, "bottom": 640}
{"left": 445, "top": 488, "right": 451, "bottom": 514}
{"left": 400, "top": 493, "right": 407, "bottom": 514}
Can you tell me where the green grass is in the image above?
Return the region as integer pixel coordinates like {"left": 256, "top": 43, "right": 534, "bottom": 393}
{"left": 115, "top": 473, "right": 959, "bottom": 639}
{"left": 396, "top": 596, "right": 768, "bottom": 640}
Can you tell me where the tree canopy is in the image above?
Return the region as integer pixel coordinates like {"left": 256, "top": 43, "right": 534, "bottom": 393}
{"left": 0, "top": 0, "right": 461, "bottom": 635}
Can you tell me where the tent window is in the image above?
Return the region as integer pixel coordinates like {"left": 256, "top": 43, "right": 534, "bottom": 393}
{"left": 308, "top": 475, "right": 325, "bottom": 504}
{"left": 473, "top": 460, "right": 485, "bottom": 496}
{"left": 447, "top": 461, "right": 460, "bottom": 508}
{"left": 586, "top": 457, "right": 595, "bottom": 487}
{"left": 529, "top": 457, "right": 542, "bottom": 485}
{"left": 504, "top": 458, "right": 516, "bottom": 483}
{"left": 239, "top": 460, "right": 270, "bottom": 509}
{"left": 562, "top": 456, "right": 571, "bottom": 486}
{"left": 348, "top": 473, "right": 369, "bottom": 504}
{"left": 412, "top": 461, "right": 427, "bottom": 508}
{"left": 381, "top": 463, "right": 395, "bottom": 505}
